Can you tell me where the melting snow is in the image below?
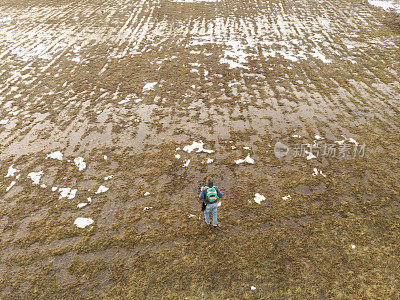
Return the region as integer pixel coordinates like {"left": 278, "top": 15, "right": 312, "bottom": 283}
{"left": 58, "top": 188, "right": 77, "bottom": 200}
{"left": 5, "top": 164, "right": 19, "bottom": 177}
{"left": 104, "top": 175, "right": 113, "bottom": 180}
{"left": 0, "top": 16, "right": 12, "bottom": 22}
{"left": 254, "top": 193, "right": 266, "bottom": 204}
{"left": 6, "top": 181, "right": 16, "bottom": 192}
{"left": 95, "top": 185, "right": 109, "bottom": 194}
{"left": 74, "top": 218, "right": 94, "bottom": 228}
{"left": 315, "top": 135, "right": 324, "bottom": 140}
{"left": 77, "top": 202, "right": 87, "bottom": 208}
{"left": 348, "top": 138, "right": 359, "bottom": 146}
{"left": 183, "top": 159, "right": 191, "bottom": 167}
{"left": 235, "top": 155, "right": 255, "bottom": 164}
{"left": 118, "top": 99, "right": 130, "bottom": 105}
{"left": 369, "top": 0, "right": 400, "bottom": 12}
{"left": 282, "top": 195, "right": 291, "bottom": 200}
{"left": 188, "top": 214, "right": 197, "bottom": 218}
{"left": 46, "top": 151, "right": 63, "bottom": 160}
{"left": 144, "top": 207, "right": 153, "bottom": 210}
{"left": 351, "top": 244, "right": 356, "bottom": 249}
{"left": 175, "top": 154, "right": 181, "bottom": 159}
{"left": 143, "top": 82, "right": 157, "bottom": 92}
{"left": 144, "top": 192, "right": 151, "bottom": 196}
{"left": 0, "top": 119, "right": 9, "bottom": 125}
{"left": 251, "top": 286, "right": 256, "bottom": 291}
{"left": 312, "top": 168, "right": 326, "bottom": 177}
{"left": 305, "top": 151, "right": 317, "bottom": 160}
{"left": 206, "top": 158, "right": 214, "bottom": 164}
{"left": 219, "top": 40, "right": 250, "bottom": 69}
{"left": 27, "top": 171, "right": 43, "bottom": 185}
{"left": 310, "top": 49, "right": 332, "bottom": 63}
{"left": 74, "top": 157, "right": 86, "bottom": 171}
{"left": 335, "top": 140, "right": 346, "bottom": 145}
{"left": 183, "top": 141, "right": 214, "bottom": 153}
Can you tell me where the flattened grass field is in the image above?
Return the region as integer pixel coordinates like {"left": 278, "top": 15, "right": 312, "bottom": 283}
{"left": 0, "top": 0, "right": 399, "bottom": 298}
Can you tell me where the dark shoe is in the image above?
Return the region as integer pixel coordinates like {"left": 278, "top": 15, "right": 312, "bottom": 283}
{"left": 213, "top": 225, "right": 218, "bottom": 228}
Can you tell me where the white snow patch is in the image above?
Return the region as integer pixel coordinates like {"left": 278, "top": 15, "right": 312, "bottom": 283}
{"left": 251, "top": 286, "right": 256, "bottom": 291}
{"left": 310, "top": 49, "right": 332, "bottom": 63}
{"left": 183, "top": 141, "right": 214, "bottom": 153}
{"left": 183, "top": 159, "right": 191, "bottom": 167}
{"left": 282, "top": 195, "right": 291, "bottom": 201}
{"left": 312, "top": 168, "right": 326, "bottom": 177}
{"left": 74, "top": 157, "right": 86, "bottom": 171}
{"left": 368, "top": 0, "right": 400, "bottom": 12}
{"left": 118, "top": 99, "right": 130, "bottom": 105}
{"left": 235, "top": 155, "right": 255, "bottom": 164}
{"left": 143, "top": 82, "right": 157, "bottom": 92}
{"left": 5, "top": 165, "right": 19, "bottom": 177}
{"left": 104, "top": 175, "right": 113, "bottom": 180}
{"left": 0, "top": 119, "right": 9, "bottom": 125}
{"left": 27, "top": 171, "right": 43, "bottom": 185}
{"left": 305, "top": 151, "right": 317, "bottom": 160}
{"left": 74, "top": 218, "right": 94, "bottom": 228}
{"left": 348, "top": 138, "right": 359, "bottom": 146}
{"left": 0, "top": 16, "right": 12, "bottom": 23}
{"left": 351, "top": 244, "right": 356, "bottom": 249}
{"left": 6, "top": 181, "right": 16, "bottom": 192}
{"left": 144, "top": 207, "right": 153, "bottom": 210}
{"left": 71, "top": 57, "right": 81, "bottom": 63}
{"left": 95, "top": 185, "right": 109, "bottom": 194}
{"left": 219, "top": 41, "right": 250, "bottom": 70}
{"left": 144, "top": 192, "right": 151, "bottom": 196}
{"left": 315, "top": 135, "right": 324, "bottom": 140}
{"left": 46, "top": 151, "right": 63, "bottom": 160}
{"left": 58, "top": 188, "right": 77, "bottom": 200}
{"left": 335, "top": 140, "right": 346, "bottom": 145}
{"left": 77, "top": 202, "right": 88, "bottom": 208}
{"left": 254, "top": 193, "right": 266, "bottom": 204}
{"left": 175, "top": 154, "right": 181, "bottom": 159}
{"left": 206, "top": 158, "right": 214, "bottom": 164}
{"left": 188, "top": 214, "right": 197, "bottom": 218}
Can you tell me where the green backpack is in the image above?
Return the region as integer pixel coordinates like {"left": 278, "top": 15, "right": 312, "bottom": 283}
{"left": 205, "top": 186, "right": 218, "bottom": 203}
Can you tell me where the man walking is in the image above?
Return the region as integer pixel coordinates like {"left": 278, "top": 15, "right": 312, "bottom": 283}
{"left": 199, "top": 178, "right": 223, "bottom": 228}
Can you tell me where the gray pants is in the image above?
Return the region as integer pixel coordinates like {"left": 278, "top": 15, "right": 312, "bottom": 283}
{"left": 204, "top": 202, "right": 218, "bottom": 226}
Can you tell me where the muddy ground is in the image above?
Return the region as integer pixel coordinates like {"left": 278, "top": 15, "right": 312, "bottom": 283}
{"left": 0, "top": 0, "right": 399, "bottom": 298}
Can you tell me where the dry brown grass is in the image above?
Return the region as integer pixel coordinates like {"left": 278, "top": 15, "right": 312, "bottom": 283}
{"left": 385, "top": 9, "right": 400, "bottom": 32}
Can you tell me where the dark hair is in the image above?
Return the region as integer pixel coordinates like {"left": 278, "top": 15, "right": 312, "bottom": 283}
{"left": 207, "top": 177, "right": 213, "bottom": 187}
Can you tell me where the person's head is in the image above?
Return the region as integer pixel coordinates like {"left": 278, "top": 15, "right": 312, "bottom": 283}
{"left": 206, "top": 177, "right": 213, "bottom": 187}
